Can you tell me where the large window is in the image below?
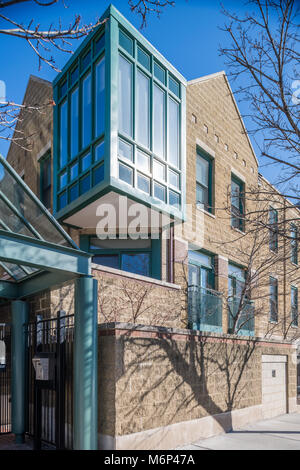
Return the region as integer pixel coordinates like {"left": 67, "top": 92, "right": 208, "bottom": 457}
{"left": 40, "top": 152, "right": 51, "bottom": 210}
{"left": 291, "top": 224, "right": 298, "bottom": 265}
{"left": 196, "top": 150, "right": 212, "bottom": 213}
{"left": 89, "top": 237, "right": 152, "bottom": 277}
{"left": 270, "top": 276, "right": 278, "bottom": 322}
{"left": 56, "top": 30, "right": 105, "bottom": 211}
{"left": 188, "top": 250, "right": 215, "bottom": 289}
{"left": 231, "top": 175, "right": 245, "bottom": 231}
{"left": 291, "top": 286, "right": 298, "bottom": 327}
{"left": 117, "top": 27, "right": 183, "bottom": 210}
{"left": 269, "top": 207, "right": 278, "bottom": 252}
{"left": 228, "top": 263, "right": 246, "bottom": 300}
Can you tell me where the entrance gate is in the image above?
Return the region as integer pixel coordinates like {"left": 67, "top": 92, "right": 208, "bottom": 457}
{"left": 0, "top": 324, "right": 11, "bottom": 435}
{"left": 27, "top": 314, "right": 74, "bottom": 449}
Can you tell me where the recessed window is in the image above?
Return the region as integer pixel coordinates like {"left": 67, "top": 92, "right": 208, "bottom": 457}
{"left": 81, "top": 152, "right": 91, "bottom": 173}
{"left": 118, "top": 138, "right": 133, "bottom": 161}
{"left": 137, "top": 173, "right": 150, "bottom": 194}
{"left": 70, "top": 162, "right": 78, "bottom": 181}
{"left": 169, "top": 75, "right": 180, "bottom": 97}
{"left": 154, "top": 182, "right": 165, "bottom": 202}
{"left": 291, "top": 224, "right": 298, "bottom": 264}
{"left": 119, "top": 163, "right": 133, "bottom": 186}
{"left": 154, "top": 62, "right": 165, "bottom": 84}
{"left": 196, "top": 150, "right": 212, "bottom": 213}
{"left": 269, "top": 207, "right": 278, "bottom": 252}
{"left": 153, "top": 159, "right": 165, "bottom": 181}
{"left": 270, "top": 277, "right": 278, "bottom": 322}
{"left": 137, "top": 46, "right": 150, "bottom": 70}
{"left": 231, "top": 175, "right": 245, "bottom": 231}
{"left": 136, "top": 150, "right": 150, "bottom": 173}
{"left": 119, "top": 29, "right": 133, "bottom": 55}
{"left": 291, "top": 286, "right": 298, "bottom": 327}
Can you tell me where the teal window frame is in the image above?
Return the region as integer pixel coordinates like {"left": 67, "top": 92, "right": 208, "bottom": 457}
{"left": 291, "top": 224, "right": 298, "bottom": 265}
{"left": 117, "top": 26, "right": 182, "bottom": 210}
{"left": 55, "top": 27, "right": 106, "bottom": 211}
{"left": 291, "top": 285, "right": 298, "bottom": 327}
{"left": 231, "top": 175, "right": 245, "bottom": 231}
{"left": 269, "top": 276, "right": 278, "bottom": 323}
{"left": 269, "top": 207, "right": 278, "bottom": 252}
{"left": 39, "top": 151, "right": 52, "bottom": 210}
{"left": 196, "top": 148, "right": 213, "bottom": 213}
{"left": 188, "top": 250, "right": 215, "bottom": 290}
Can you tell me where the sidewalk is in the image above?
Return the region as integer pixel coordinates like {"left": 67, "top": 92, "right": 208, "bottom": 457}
{"left": 177, "top": 413, "right": 300, "bottom": 450}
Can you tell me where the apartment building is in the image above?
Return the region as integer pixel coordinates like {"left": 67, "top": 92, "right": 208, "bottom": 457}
{"left": 0, "top": 4, "right": 299, "bottom": 450}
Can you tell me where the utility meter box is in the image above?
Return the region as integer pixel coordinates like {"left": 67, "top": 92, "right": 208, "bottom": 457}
{"left": 32, "top": 352, "right": 55, "bottom": 383}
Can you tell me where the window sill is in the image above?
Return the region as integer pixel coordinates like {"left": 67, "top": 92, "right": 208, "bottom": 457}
{"left": 91, "top": 263, "right": 181, "bottom": 290}
{"left": 231, "top": 226, "right": 245, "bottom": 235}
{"left": 196, "top": 205, "right": 216, "bottom": 219}
{"left": 291, "top": 324, "right": 299, "bottom": 329}
{"left": 291, "top": 261, "right": 299, "bottom": 268}
{"left": 269, "top": 320, "right": 278, "bottom": 325}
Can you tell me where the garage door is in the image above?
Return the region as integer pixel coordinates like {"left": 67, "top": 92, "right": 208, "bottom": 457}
{"left": 261, "top": 355, "right": 287, "bottom": 420}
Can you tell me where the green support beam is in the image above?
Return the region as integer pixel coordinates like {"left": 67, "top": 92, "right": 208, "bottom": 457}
{"left": 74, "top": 277, "right": 98, "bottom": 450}
{"left": 0, "top": 280, "right": 18, "bottom": 299}
{"left": 11, "top": 300, "right": 29, "bottom": 444}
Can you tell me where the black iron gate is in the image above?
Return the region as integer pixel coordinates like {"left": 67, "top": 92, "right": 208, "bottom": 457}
{"left": 0, "top": 323, "right": 11, "bottom": 434}
{"left": 27, "top": 314, "right": 74, "bottom": 449}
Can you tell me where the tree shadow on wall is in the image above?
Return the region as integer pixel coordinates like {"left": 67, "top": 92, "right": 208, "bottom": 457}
{"left": 115, "top": 328, "right": 258, "bottom": 447}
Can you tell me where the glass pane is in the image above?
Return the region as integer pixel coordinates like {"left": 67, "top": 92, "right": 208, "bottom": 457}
{"left": 153, "top": 159, "right": 165, "bottom": 181}
{"left": 189, "top": 250, "right": 212, "bottom": 268}
{"left": 60, "top": 171, "right": 67, "bottom": 190}
{"left": 169, "top": 190, "right": 180, "bottom": 208}
{"left": 196, "top": 155, "right": 209, "bottom": 187}
{"left": 154, "top": 182, "right": 165, "bottom": 202}
{"left": 136, "top": 150, "right": 150, "bottom": 172}
{"left": 121, "top": 253, "right": 150, "bottom": 277}
{"left": 196, "top": 184, "right": 208, "bottom": 207}
{"left": 82, "top": 73, "right": 92, "bottom": 149}
{"left": 169, "top": 75, "right": 180, "bottom": 97}
{"left": 136, "top": 70, "right": 150, "bottom": 148}
{"left": 231, "top": 180, "right": 241, "bottom": 210}
{"left": 228, "top": 263, "right": 245, "bottom": 281}
{"left": 80, "top": 174, "right": 91, "bottom": 194}
{"left": 200, "top": 268, "right": 210, "bottom": 289}
{"left": 81, "top": 152, "right": 91, "bottom": 173}
{"left": 59, "top": 100, "right": 68, "bottom": 168}
{"left": 168, "top": 97, "right": 179, "bottom": 167}
{"left": 137, "top": 46, "right": 150, "bottom": 70}
{"left": 137, "top": 173, "right": 150, "bottom": 194}
{"left": 82, "top": 50, "right": 91, "bottom": 70}
{"left": 119, "top": 29, "right": 133, "bottom": 55}
{"left": 95, "top": 33, "right": 105, "bottom": 55}
{"left": 154, "top": 62, "right": 165, "bottom": 84}
{"left": 95, "top": 56, "right": 105, "bottom": 137}
{"left": 188, "top": 264, "right": 199, "bottom": 286}
{"left": 118, "top": 55, "right": 133, "bottom": 137}
{"left": 95, "top": 141, "right": 105, "bottom": 162}
{"left": 119, "top": 163, "right": 133, "bottom": 186}
{"left": 70, "top": 87, "right": 79, "bottom": 158}
{"left": 118, "top": 138, "right": 133, "bottom": 161}
{"left": 93, "top": 164, "right": 104, "bottom": 185}
{"left": 70, "top": 66, "right": 79, "bottom": 86}
{"left": 92, "top": 254, "right": 119, "bottom": 269}
{"left": 69, "top": 183, "right": 79, "bottom": 202}
{"left": 58, "top": 191, "right": 67, "bottom": 210}
{"left": 169, "top": 169, "right": 179, "bottom": 189}
{"left": 70, "top": 162, "right": 79, "bottom": 181}
{"left": 153, "top": 85, "right": 165, "bottom": 158}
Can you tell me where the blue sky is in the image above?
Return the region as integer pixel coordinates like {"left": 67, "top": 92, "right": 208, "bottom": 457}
{"left": 0, "top": 0, "right": 281, "bottom": 184}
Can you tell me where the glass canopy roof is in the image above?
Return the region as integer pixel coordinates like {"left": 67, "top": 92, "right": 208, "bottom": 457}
{"left": 0, "top": 154, "right": 79, "bottom": 283}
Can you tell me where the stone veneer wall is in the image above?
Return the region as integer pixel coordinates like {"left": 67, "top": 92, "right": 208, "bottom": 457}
{"left": 98, "top": 323, "right": 298, "bottom": 449}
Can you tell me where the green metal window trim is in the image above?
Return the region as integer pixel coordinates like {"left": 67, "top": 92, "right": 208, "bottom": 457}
{"left": 53, "top": 5, "right": 186, "bottom": 223}
{"left": 196, "top": 147, "right": 213, "bottom": 214}
{"left": 39, "top": 150, "right": 51, "bottom": 209}
{"left": 291, "top": 223, "right": 298, "bottom": 265}
{"left": 269, "top": 276, "right": 278, "bottom": 323}
{"left": 80, "top": 234, "right": 161, "bottom": 280}
{"left": 269, "top": 207, "right": 279, "bottom": 252}
{"left": 291, "top": 285, "right": 298, "bottom": 327}
{"left": 231, "top": 174, "right": 245, "bottom": 232}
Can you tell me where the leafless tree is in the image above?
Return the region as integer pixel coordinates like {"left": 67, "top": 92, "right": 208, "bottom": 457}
{"left": 220, "top": 0, "right": 300, "bottom": 190}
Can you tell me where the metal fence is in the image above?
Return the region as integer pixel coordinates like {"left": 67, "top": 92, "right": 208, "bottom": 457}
{"left": 0, "top": 323, "right": 11, "bottom": 434}
{"left": 188, "top": 286, "right": 223, "bottom": 333}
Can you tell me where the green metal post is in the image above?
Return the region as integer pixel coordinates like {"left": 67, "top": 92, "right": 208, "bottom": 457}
{"left": 74, "top": 276, "right": 98, "bottom": 450}
{"left": 11, "top": 300, "right": 29, "bottom": 444}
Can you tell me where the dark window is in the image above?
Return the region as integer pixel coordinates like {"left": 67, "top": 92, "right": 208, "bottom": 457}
{"left": 291, "top": 224, "right": 298, "bottom": 264}
{"left": 291, "top": 286, "right": 298, "bottom": 327}
{"left": 270, "top": 277, "right": 278, "bottom": 322}
{"left": 269, "top": 207, "right": 278, "bottom": 252}
{"left": 196, "top": 150, "right": 213, "bottom": 213}
{"left": 231, "top": 175, "right": 245, "bottom": 231}
{"left": 40, "top": 152, "right": 51, "bottom": 209}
